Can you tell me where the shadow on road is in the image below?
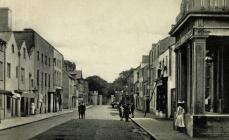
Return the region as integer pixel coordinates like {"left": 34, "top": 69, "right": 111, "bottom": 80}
{"left": 29, "top": 119, "right": 148, "bottom": 140}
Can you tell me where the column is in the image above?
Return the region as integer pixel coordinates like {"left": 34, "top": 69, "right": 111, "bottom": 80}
{"left": 192, "top": 38, "right": 206, "bottom": 114}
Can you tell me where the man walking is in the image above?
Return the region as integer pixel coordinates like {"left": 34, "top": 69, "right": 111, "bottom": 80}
{"left": 78, "top": 102, "right": 82, "bottom": 119}
{"left": 118, "top": 103, "right": 124, "bottom": 121}
{"left": 82, "top": 103, "right": 86, "bottom": 119}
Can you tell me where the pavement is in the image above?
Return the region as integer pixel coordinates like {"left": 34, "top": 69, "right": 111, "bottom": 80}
{"left": 131, "top": 110, "right": 229, "bottom": 140}
{"left": 0, "top": 105, "right": 92, "bottom": 131}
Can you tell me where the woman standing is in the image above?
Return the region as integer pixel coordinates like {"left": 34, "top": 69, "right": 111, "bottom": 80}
{"left": 175, "top": 101, "right": 185, "bottom": 133}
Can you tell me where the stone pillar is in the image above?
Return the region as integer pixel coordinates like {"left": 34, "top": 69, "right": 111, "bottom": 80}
{"left": 99, "top": 95, "right": 102, "bottom": 105}
{"left": 111, "top": 95, "right": 114, "bottom": 103}
{"left": 192, "top": 38, "right": 206, "bottom": 114}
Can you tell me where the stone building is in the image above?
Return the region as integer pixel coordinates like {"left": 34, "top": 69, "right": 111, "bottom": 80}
{"left": 156, "top": 37, "right": 175, "bottom": 118}
{"left": 14, "top": 37, "right": 36, "bottom": 116}
{"left": 170, "top": 0, "right": 229, "bottom": 137}
{"left": 14, "top": 29, "right": 54, "bottom": 114}
{"left": 149, "top": 43, "right": 159, "bottom": 114}
{"left": 53, "top": 49, "right": 63, "bottom": 112}
{"left": 1, "top": 32, "right": 20, "bottom": 119}
{"left": 62, "top": 70, "right": 75, "bottom": 109}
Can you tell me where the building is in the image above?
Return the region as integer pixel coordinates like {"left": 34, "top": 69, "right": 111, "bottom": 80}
{"left": 136, "top": 55, "right": 149, "bottom": 111}
{"left": 155, "top": 37, "right": 175, "bottom": 118}
{"left": 170, "top": 0, "right": 229, "bottom": 137}
{"left": 149, "top": 43, "right": 159, "bottom": 114}
{"left": 62, "top": 70, "right": 75, "bottom": 109}
{"left": 0, "top": 32, "right": 20, "bottom": 118}
{"left": 14, "top": 36, "right": 36, "bottom": 117}
{"left": 14, "top": 29, "right": 54, "bottom": 114}
{"left": 53, "top": 49, "right": 64, "bottom": 112}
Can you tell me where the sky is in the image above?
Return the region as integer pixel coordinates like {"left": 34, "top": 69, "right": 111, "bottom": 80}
{"left": 0, "top": 0, "right": 182, "bottom": 82}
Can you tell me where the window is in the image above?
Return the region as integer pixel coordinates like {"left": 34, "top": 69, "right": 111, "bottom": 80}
{"left": 45, "top": 73, "right": 47, "bottom": 87}
{"left": 31, "top": 79, "right": 34, "bottom": 87}
{"left": 7, "top": 63, "right": 11, "bottom": 78}
{"left": 37, "top": 70, "right": 39, "bottom": 86}
{"left": 12, "top": 44, "right": 14, "bottom": 53}
{"left": 41, "top": 54, "right": 43, "bottom": 63}
{"left": 0, "top": 44, "right": 3, "bottom": 51}
{"left": 37, "top": 51, "right": 39, "bottom": 61}
{"left": 0, "top": 61, "right": 3, "bottom": 80}
{"left": 16, "top": 66, "right": 18, "bottom": 78}
{"left": 23, "top": 48, "right": 26, "bottom": 59}
{"left": 48, "top": 74, "right": 50, "bottom": 87}
{"left": 48, "top": 58, "right": 50, "bottom": 66}
{"left": 41, "top": 72, "right": 43, "bottom": 87}
{"left": 21, "top": 68, "right": 25, "bottom": 83}
{"left": 45, "top": 56, "right": 47, "bottom": 65}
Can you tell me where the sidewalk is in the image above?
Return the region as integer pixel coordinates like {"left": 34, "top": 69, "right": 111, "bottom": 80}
{"left": 0, "top": 105, "right": 92, "bottom": 131}
{"left": 131, "top": 110, "right": 229, "bottom": 140}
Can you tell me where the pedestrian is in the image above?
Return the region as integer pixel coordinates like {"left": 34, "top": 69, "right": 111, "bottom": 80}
{"left": 130, "top": 103, "right": 135, "bottom": 118}
{"left": 78, "top": 102, "right": 82, "bottom": 119}
{"left": 175, "top": 101, "right": 185, "bottom": 133}
{"left": 123, "top": 103, "right": 131, "bottom": 122}
{"left": 82, "top": 102, "right": 86, "bottom": 119}
{"left": 118, "top": 103, "right": 124, "bottom": 121}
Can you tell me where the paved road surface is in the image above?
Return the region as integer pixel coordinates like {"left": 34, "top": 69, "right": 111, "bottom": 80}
{"left": 0, "top": 106, "right": 149, "bottom": 140}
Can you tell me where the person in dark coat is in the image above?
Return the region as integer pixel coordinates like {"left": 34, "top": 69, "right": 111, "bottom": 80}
{"left": 82, "top": 103, "right": 86, "bottom": 119}
{"left": 123, "top": 104, "right": 131, "bottom": 122}
{"left": 78, "top": 103, "right": 82, "bottom": 119}
{"left": 130, "top": 103, "right": 135, "bottom": 118}
{"left": 118, "top": 103, "right": 124, "bottom": 121}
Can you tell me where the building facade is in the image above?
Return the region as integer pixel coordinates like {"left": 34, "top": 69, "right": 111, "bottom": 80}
{"left": 170, "top": 0, "right": 229, "bottom": 137}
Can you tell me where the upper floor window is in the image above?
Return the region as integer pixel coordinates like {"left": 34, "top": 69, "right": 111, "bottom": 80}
{"left": 37, "top": 51, "right": 39, "bottom": 61}
{"left": 23, "top": 48, "right": 26, "bottom": 59}
{"left": 0, "top": 44, "right": 3, "bottom": 51}
{"left": 48, "top": 58, "right": 51, "bottom": 66}
{"left": 45, "top": 56, "right": 47, "bottom": 65}
{"left": 12, "top": 44, "right": 14, "bottom": 53}
{"left": 7, "top": 63, "right": 11, "bottom": 78}
{"left": 16, "top": 66, "right": 19, "bottom": 78}
{"left": 21, "top": 67, "right": 25, "bottom": 83}
{"left": 41, "top": 54, "right": 43, "bottom": 63}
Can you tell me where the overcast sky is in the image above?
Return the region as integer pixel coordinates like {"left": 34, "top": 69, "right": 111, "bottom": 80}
{"left": 0, "top": 0, "right": 182, "bottom": 82}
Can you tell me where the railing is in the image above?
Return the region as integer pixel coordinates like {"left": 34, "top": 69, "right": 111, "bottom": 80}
{"left": 176, "top": 0, "right": 229, "bottom": 22}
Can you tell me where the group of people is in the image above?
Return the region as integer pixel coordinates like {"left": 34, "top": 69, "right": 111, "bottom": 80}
{"left": 118, "top": 103, "right": 135, "bottom": 122}
{"left": 78, "top": 102, "right": 86, "bottom": 119}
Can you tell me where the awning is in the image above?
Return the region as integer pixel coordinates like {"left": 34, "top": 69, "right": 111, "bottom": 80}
{"left": 0, "top": 90, "right": 13, "bottom": 96}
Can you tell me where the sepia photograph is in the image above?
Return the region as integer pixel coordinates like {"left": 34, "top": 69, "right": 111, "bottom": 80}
{"left": 0, "top": 0, "right": 229, "bottom": 139}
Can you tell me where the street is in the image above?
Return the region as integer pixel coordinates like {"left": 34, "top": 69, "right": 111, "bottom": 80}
{"left": 0, "top": 106, "right": 150, "bottom": 140}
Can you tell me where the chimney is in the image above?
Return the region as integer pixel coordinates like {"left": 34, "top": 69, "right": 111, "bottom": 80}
{"left": 0, "top": 8, "right": 12, "bottom": 31}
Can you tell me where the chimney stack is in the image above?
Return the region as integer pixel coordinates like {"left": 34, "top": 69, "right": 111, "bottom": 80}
{"left": 0, "top": 8, "right": 12, "bottom": 31}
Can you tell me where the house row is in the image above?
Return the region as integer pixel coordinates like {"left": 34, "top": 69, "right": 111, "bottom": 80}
{"left": 128, "top": 0, "right": 229, "bottom": 138}
{"left": 0, "top": 8, "right": 89, "bottom": 120}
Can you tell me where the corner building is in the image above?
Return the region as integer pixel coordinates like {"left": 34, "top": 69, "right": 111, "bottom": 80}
{"left": 170, "top": 0, "right": 229, "bottom": 137}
